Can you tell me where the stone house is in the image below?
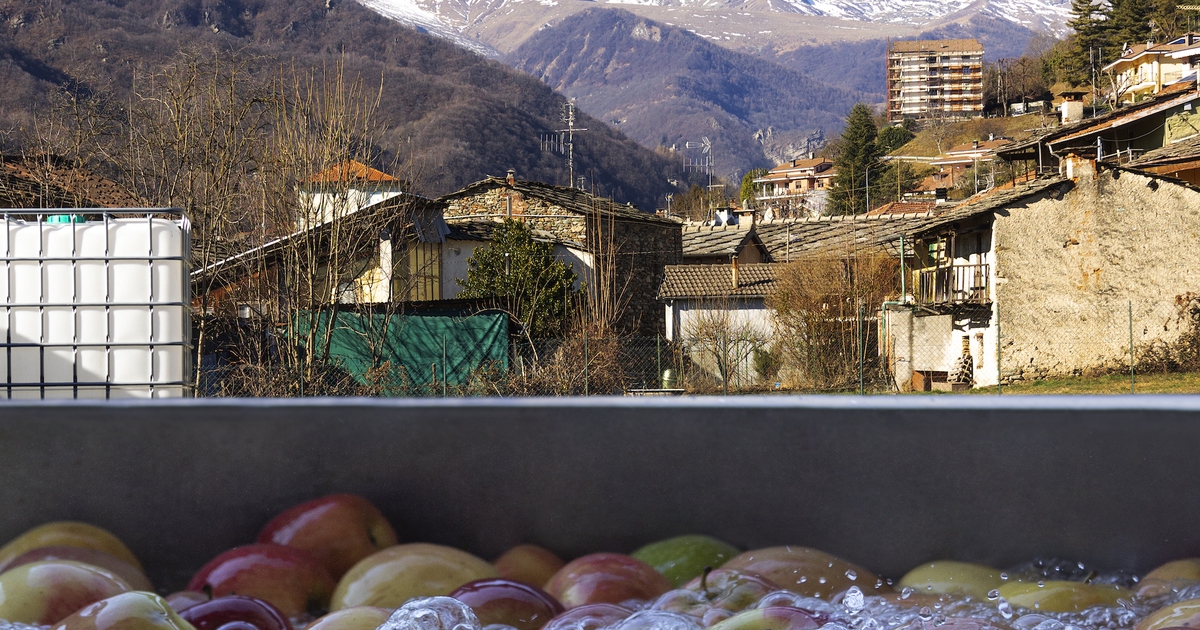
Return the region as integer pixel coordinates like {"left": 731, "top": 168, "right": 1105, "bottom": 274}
{"left": 438, "top": 173, "right": 682, "bottom": 333}
{"left": 884, "top": 158, "right": 1200, "bottom": 390}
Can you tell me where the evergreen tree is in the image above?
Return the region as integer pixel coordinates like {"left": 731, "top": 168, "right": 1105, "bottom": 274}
{"left": 740, "top": 168, "right": 768, "bottom": 205}
{"left": 829, "top": 103, "right": 880, "bottom": 215}
{"left": 1110, "top": 0, "right": 1153, "bottom": 50}
{"left": 457, "top": 219, "right": 578, "bottom": 337}
{"left": 876, "top": 125, "right": 915, "bottom": 154}
{"left": 1066, "top": 0, "right": 1113, "bottom": 85}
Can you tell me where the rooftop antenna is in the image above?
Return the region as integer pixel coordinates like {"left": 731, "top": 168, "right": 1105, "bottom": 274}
{"left": 540, "top": 99, "right": 588, "bottom": 189}
{"left": 684, "top": 137, "right": 714, "bottom": 189}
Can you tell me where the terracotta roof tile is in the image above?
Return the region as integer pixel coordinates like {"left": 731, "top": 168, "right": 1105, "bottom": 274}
{"left": 303, "top": 160, "right": 400, "bottom": 184}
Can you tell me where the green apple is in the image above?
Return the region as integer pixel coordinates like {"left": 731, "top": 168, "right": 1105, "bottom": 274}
{"left": 897, "top": 560, "right": 1004, "bottom": 600}
{"left": 331, "top": 543, "right": 498, "bottom": 610}
{"left": 997, "top": 580, "right": 1129, "bottom": 612}
{"left": 631, "top": 535, "right": 739, "bottom": 587}
{"left": 305, "top": 606, "right": 393, "bottom": 630}
{"left": 1139, "top": 560, "right": 1200, "bottom": 598}
{"left": 707, "top": 606, "right": 821, "bottom": 630}
{"left": 0, "top": 522, "right": 142, "bottom": 572}
{"left": 1135, "top": 598, "right": 1200, "bottom": 630}
{"left": 0, "top": 560, "right": 133, "bottom": 625}
{"left": 50, "top": 592, "right": 197, "bottom": 630}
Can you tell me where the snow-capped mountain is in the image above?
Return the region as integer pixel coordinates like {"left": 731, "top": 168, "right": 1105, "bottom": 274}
{"left": 358, "top": 0, "right": 1071, "bottom": 56}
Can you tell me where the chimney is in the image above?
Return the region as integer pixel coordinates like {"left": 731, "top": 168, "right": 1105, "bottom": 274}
{"left": 506, "top": 169, "right": 516, "bottom": 186}
{"left": 808, "top": 152, "right": 814, "bottom": 160}
{"left": 1062, "top": 153, "right": 1095, "bottom": 181}
{"left": 731, "top": 256, "right": 740, "bottom": 289}
{"left": 973, "top": 140, "right": 979, "bottom": 150}
{"left": 1061, "top": 99, "right": 1085, "bottom": 124}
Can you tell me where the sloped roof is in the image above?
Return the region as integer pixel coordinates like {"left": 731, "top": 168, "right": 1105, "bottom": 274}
{"left": 682, "top": 225, "right": 764, "bottom": 258}
{"left": 752, "top": 176, "right": 1071, "bottom": 261}
{"left": 889, "top": 39, "right": 983, "bottom": 54}
{"left": 867, "top": 201, "right": 937, "bottom": 216}
{"left": 441, "top": 176, "right": 677, "bottom": 225}
{"left": 303, "top": 160, "right": 400, "bottom": 184}
{"left": 659, "top": 263, "right": 779, "bottom": 300}
{"left": 1128, "top": 134, "right": 1200, "bottom": 167}
{"left": 0, "top": 155, "right": 142, "bottom": 208}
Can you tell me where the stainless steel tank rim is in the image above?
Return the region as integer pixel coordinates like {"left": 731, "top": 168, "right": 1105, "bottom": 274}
{"left": 2, "top": 394, "right": 1200, "bottom": 411}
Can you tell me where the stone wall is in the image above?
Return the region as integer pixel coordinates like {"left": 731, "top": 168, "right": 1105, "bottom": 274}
{"left": 994, "top": 162, "right": 1200, "bottom": 381}
{"left": 601, "top": 218, "right": 682, "bottom": 334}
{"left": 443, "top": 187, "right": 587, "bottom": 246}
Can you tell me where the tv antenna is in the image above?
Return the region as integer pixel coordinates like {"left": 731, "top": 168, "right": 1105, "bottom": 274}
{"left": 540, "top": 100, "right": 588, "bottom": 189}
{"left": 684, "top": 137, "right": 715, "bottom": 188}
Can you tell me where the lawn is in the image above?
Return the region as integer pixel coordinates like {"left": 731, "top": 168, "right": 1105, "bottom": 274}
{"left": 964, "top": 371, "right": 1200, "bottom": 395}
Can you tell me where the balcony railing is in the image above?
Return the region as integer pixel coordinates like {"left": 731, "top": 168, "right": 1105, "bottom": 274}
{"left": 915, "top": 264, "right": 991, "bottom": 305}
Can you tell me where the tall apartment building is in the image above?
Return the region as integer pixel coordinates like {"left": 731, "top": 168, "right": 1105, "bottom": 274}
{"left": 887, "top": 39, "right": 985, "bottom": 123}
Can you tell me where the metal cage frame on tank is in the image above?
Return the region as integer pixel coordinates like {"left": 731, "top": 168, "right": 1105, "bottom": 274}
{"left": 0, "top": 208, "right": 192, "bottom": 399}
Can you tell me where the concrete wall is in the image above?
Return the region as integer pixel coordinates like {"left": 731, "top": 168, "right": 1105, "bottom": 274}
{"left": 995, "top": 163, "right": 1200, "bottom": 382}
{"left": 6, "top": 397, "right": 1200, "bottom": 591}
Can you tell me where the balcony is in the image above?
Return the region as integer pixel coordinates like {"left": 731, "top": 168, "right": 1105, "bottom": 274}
{"left": 915, "top": 264, "right": 990, "bottom": 305}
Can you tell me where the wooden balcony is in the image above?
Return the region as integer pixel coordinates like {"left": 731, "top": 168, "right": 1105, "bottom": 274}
{"left": 915, "top": 264, "right": 990, "bottom": 305}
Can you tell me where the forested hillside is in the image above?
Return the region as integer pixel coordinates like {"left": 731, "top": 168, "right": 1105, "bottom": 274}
{"left": 0, "top": 0, "right": 692, "bottom": 210}
{"left": 509, "top": 8, "right": 869, "bottom": 182}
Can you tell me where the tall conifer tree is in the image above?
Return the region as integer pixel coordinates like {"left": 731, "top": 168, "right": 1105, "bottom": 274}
{"left": 829, "top": 103, "right": 880, "bottom": 215}
{"left": 1066, "top": 0, "right": 1112, "bottom": 85}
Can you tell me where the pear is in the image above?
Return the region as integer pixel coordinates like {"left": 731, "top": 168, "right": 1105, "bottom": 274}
{"left": 331, "top": 543, "right": 497, "bottom": 610}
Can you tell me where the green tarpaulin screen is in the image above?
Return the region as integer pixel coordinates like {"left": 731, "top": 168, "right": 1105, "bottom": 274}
{"left": 295, "top": 310, "right": 509, "bottom": 387}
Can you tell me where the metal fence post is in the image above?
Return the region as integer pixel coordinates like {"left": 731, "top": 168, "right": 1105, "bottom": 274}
{"left": 1130, "top": 300, "right": 1135, "bottom": 394}
{"left": 858, "top": 304, "right": 864, "bottom": 396}
{"left": 656, "top": 335, "right": 661, "bottom": 388}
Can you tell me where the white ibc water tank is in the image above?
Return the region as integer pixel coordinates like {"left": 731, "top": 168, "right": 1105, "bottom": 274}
{"left": 1, "top": 210, "right": 191, "bottom": 398}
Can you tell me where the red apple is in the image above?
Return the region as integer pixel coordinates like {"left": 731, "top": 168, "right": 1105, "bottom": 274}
{"left": 0, "top": 560, "right": 132, "bottom": 625}
{"left": 0, "top": 546, "right": 152, "bottom": 591}
{"left": 544, "top": 553, "right": 672, "bottom": 609}
{"left": 258, "top": 495, "right": 398, "bottom": 581}
{"left": 721, "top": 547, "right": 883, "bottom": 600}
{"left": 494, "top": 545, "right": 565, "bottom": 588}
{"left": 180, "top": 596, "right": 292, "bottom": 630}
{"left": 188, "top": 544, "right": 334, "bottom": 618}
{"left": 451, "top": 578, "right": 564, "bottom": 630}
{"left": 167, "top": 590, "right": 211, "bottom": 614}
{"left": 542, "top": 603, "right": 632, "bottom": 630}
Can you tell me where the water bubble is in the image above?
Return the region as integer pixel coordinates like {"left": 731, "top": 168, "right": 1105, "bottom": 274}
{"left": 934, "top": 614, "right": 947, "bottom": 626}
{"left": 843, "top": 586, "right": 865, "bottom": 614}
{"left": 926, "top": 585, "right": 933, "bottom": 591}
{"left": 1037, "top": 581, "right": 1045, "bottom": 588}
{"left": 483, "top": 626, "right": 519, "bottom": 630}
{"left": 819, "top": 577, "right": 828, "bottom": 584}
{"left": 887, "top": 579, "right": 895, "bottom": 586}
{"left": 800, "top": 576, "right": 809, "bottom": 583}
{"left": 1078, "top": 562, "right": 1086, "bottom": 570}
{"left": 918, "top": 607, "right": 933, "bottom": 622}
{"left": 1000, "top": 573, "right": 1009, "bottom": 581}
{"left": 542, "top": 605, "right": 632, "bottom": 630}
{"left": 608, "top": 610, "right": 702, "bottom": 630}
{"left": 379, "top": 597, "right": 481, "bottom": 630}
{"left": 876, "top": 580, "right": 884, "bottom": 589}
{"left": 997, "top": 597, "right": 1014, "bottom": 620}
{"left": 846, "top": 570, "right": 858, "bottom": 581}
{"left": 987, "top": 589, "right": 1000, "bottom": 601}
{"left": 901, "top": 587, "right": 913, "bottom": 600}
{"left": 829, "top": 563, "right": 835, "bottom": 568}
